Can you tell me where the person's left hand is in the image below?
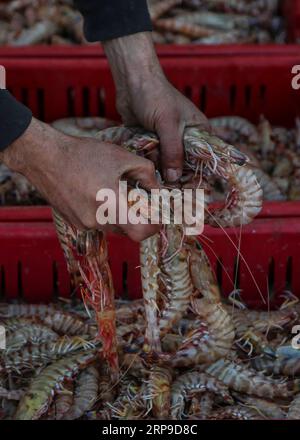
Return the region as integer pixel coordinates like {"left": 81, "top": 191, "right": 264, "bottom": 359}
{"left": 104, "top": 32, "right": 210, "bottom": 184}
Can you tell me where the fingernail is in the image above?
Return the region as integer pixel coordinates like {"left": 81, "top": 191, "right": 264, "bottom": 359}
{"left": 165, "top": 168, "right": 181, "bottom": 183}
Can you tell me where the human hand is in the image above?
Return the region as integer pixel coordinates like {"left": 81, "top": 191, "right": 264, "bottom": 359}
{"left": 104, "top": 32, "right": 209, "bottom": 183}
{"left": 1, "top": 118, "right": 160, "bottom": 241}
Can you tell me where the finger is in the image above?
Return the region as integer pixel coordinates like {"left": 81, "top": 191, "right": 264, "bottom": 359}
{"left": 157, "top": 119, "right": 184, "bottom": 183}
{"left": 125, "top": 159, "right": 160, "bottom": 192}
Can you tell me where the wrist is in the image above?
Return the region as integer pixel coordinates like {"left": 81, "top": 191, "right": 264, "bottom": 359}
{"left": 1, "top": 118, "right": 60, "bottom": 176}
{"left": 103, "top": 32, "right": 164, "bottom": 90}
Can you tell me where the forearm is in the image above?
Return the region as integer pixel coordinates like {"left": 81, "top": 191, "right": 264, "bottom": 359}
{"left": 103, "top": 32, "right": 164, "bottom": 92}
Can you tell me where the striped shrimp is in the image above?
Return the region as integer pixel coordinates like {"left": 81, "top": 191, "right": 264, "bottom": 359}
{"left": 5, "top": 325, "right": 59, "bottom": 353}
{"left": 208, "top": 405, "right": 264, "bottom": 420}
{"left": 1, "top": 336, "right": 99, "bottom": 374}
{"left": 46, "top": 381, "right": 74, "bottom": 420}
{"left": 64, "top": 365, "right": 99, "bottom": 420}
{"left": 171, "top": 298, "right": 235, "bottom": 367}
{"left": 223, "top": 306, "right": 297, "bottom": 337}
{"left": 206, "top": 359, "right": 299, "bottom": 399}
{"left": 183, "top": 128, "right": 262, "bottom": 227}
{"left": 251, "top": 356, "right": 300, "bottom": 378}
{"left": 14, "top": 351, "right": 96, "bottom": 420}
{"left": 144, "top": 366, "right": 172, "bottom": 419}
{"left": 287, "top": 393, "right": 300, "bottom": 420}
{"left": 0, "top": 303, "right": 56, "bottom": 319}
{"left": 188, "top": 393, "right": 214, "bottom": 420}
{"left": 98, "top": 363, "right": 115, "bottom": 405}
{"left": 187, "top": 238, "right": 221, "bottom": 303}
{"left": 233, "top": 394, "right": 286, "bottom": 419}
{"left": 158, "top": 225, "right": 194, "bottom": 336}
{"left": 140, "top": 234, "right": 162, "bottom": 354}
{"left": 170, "top": 372, "right": 233, "bottom": 419}
{"left": 41, "top": 310, "right": 97, "bottom": 337}
{"left": 210, "top": 116, "right": 259, "bottom": 144}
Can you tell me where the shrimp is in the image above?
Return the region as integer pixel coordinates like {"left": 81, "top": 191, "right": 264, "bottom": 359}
{"left": 206, "top": 164, "right": 263, "bottom": 228}
{"left": 14, "top": 351, "right": 96, "bottom": 420}
{"left": 187, "top": 238, "right": 221, "bottom": 303}
{"left": 158, "top": 225, "right": 194, "bottom": 336}
{"left": 233, "top": 394, "right": 286, "bottom": 419}
{"left": 42, "top": 310, "right": 97, "bottom": 337}
{"left": 0, "top": 303, "right": 56, "bottom": 319}
{"left": 287, "top": 393, "right": 300, "bottom": 420}
{"left": 210, "top": 116, "right": 259, "bottom": 144}
{"left": 52, "top": 117, "right": 117, "bottom": 138}
{"left": 208, "top": 405, "right": 264, "bottom": 420}
{"left": 144, "top": 366, "right": 172, "bottom": 419}
{"left": 140, "top": 235, "right": 162, "bottom": 354}
{"left": 251, "top": 356, "right": 300, "bottom": 378}
{"left": 171, "top": 298, "right": 234, "bottom": 367}
{"left": 5, "top": 325, "right": 59, "bottom": 353}
{"left": 64, "top": 365, "right": 99, "bottom": 420}
{"left": 53, "top": 212, "right": 118, "bottom": 380}
{"left": 1, "top": 336, "right": 99, "bottom": 374}
{"left": 188, "top": 393, "right": 214, "bottom": 420}
{"left": 170, "top": 372, "right": 233, "bottom": 419}
{"left": 47, "top": 381, "right": 74, "bottom": 420}
{"left": 206, "top": 359, "right": 299, "bottom": 399}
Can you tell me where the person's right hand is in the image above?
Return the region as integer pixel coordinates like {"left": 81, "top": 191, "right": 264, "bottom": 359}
{"left": 1, "top": 117, "right": 160, "bottom": 242}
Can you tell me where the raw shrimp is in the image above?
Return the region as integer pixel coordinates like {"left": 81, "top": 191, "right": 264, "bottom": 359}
{"left": 206, "top": 358, "right": 299, "bottom": 399}
{"left": 144, "top": 366, "right": 172, "bottom": 419}
{"left": 64, "top": 365, "right": 99, "bottom": 420}
{"left": 171, "top": 298, "right": 234, "bottom": 367}
{"left": 158, "top": 225, "right": 194, "bottom": 336}
{"left": 287, "top": 393, "right": 300, "bottom": 420}
{"left": 170, "top": 371, "right": 233, "bottom": 419}
{"left": 14, "top": 351, "right": 96, "bottom": 420}
{"left": 140, "top": 235, "right": 162, "bottom": 353}
{"left": 1, "top": 336, "right": 99, "bottom": 374}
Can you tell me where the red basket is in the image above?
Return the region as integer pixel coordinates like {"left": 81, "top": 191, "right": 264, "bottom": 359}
{"left": 1, "top": 46, "right": 300, "bottom": 307}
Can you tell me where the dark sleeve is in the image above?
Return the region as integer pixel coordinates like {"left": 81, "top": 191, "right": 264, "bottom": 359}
{"left": 74, "top": 0, "right": 152, "bottom": 42}
{"left": 0, "top": 90, "right": 32, "bottom": 151}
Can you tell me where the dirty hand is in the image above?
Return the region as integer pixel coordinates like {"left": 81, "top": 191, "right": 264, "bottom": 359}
{"left": 1, "top": 118, "right": 160, "bottom": 241}
{"left": 104, "top": 32, "right": 209, "bottom": 183}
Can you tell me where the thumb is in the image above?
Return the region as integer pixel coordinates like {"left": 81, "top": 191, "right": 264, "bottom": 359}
{"left": 157, "top": 119, "right": 184, "bottom": 183}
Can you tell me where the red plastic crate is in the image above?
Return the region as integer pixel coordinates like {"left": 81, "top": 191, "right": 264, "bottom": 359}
{"left": 0, "top": 47, "right": 300, "bottom": 307}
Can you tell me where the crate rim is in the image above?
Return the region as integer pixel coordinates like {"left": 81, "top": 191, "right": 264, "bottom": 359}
{"left": 0, "top": 202, "right": 299, "bottom": 223}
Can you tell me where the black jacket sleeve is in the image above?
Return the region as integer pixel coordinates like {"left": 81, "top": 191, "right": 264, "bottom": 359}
{"left": 0, "top": 90, "right": 32, "bottom": 151}
{"left": 74, "top": 0, "right": 152, "bottom": 42}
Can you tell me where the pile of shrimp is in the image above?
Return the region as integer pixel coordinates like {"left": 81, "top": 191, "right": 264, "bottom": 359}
{"left": 1, "top": 293, "right": 300, "bottom": 420}
{"left": 0, "top": 120, "right": 298, "bottom": 420}
{"left": 0, "top": 0, "right": 286, "bottom": 46}
{"left": 148, "top": 0, "right": 285, "bottom": 45}
{"left": 210, "top": 116, "right": 300, "bottom": 201}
